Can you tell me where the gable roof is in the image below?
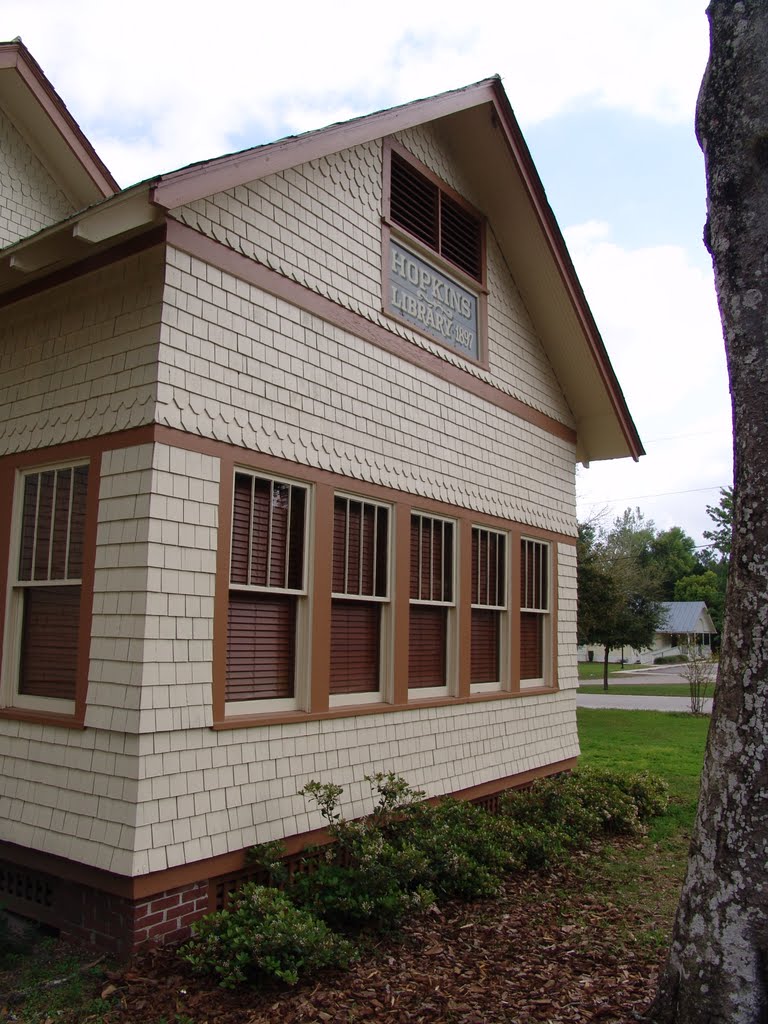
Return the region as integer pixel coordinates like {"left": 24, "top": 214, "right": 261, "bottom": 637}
{"left": 660, "top": 602, "right": 717, "bottom": 635}
{"left": 0, "top": 72, "right": 642, "bottom": 465}
{"left": 0, "top": 39, "right": 118, "bottom": 207}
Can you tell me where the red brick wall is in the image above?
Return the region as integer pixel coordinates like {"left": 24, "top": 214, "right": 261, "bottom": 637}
{"left": 0, "top": 858, "right": 209, "bottom": 957}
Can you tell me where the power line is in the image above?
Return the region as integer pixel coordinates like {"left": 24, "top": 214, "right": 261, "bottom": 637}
{"left": 578, "top": 484, "right": 728, "bottom": 506}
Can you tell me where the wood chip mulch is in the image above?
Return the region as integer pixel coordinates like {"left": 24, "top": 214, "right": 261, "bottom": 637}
{"left": 101, "top": 844, "right": 669, "bottom": 1024}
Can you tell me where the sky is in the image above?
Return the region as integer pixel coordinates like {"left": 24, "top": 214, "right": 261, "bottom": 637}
{"left": 3, "top": 0, "right": 730, "bottom": 547}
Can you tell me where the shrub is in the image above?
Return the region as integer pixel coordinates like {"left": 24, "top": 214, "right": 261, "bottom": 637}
{"left": 289, "top": 837, "right": 434, "bottom": 930}
{"left": 396, "top": 798, "right": 513, "bottom": 900}
{"left": 500, "top": 767, "right": 668, "bottom": 843}
{"left": 292, "top": 776, "right": 433, "bottom": 929}
{"left": 181, "top": 884, "right": 356, "bottom": 988}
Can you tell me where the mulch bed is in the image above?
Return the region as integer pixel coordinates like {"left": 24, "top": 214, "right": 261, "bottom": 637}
{"left": 99, "top": 845, "right": 667, "bottom": 1024}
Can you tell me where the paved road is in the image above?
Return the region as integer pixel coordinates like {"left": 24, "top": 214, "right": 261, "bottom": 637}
{"left": 577, "top": 693, "right": 713, "bottom": 713}
{"left": 577, "top": 666, "right": 714, "bottom": 713}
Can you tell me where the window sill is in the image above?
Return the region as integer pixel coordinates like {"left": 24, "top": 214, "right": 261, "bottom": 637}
{"left": 212, "top": 686, "right": 562, "bottom": 729}
{"left": 0, "top": 707, "right": 86, "bottom": 729}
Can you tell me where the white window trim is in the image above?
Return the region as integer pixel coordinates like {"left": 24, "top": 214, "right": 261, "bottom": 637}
{"left": 330, "top": 494, "right": 392, "bottom": 708}
{"left": 224, "top": 469, "right": 312, "bottom": 716}
{"left": 1, "top": 461, "right": 87, "bottom": 715}
{"left": 408, "top": 511, "right": 457, "bottom": 700}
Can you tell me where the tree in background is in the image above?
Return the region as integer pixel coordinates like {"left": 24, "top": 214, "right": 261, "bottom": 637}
{"left": 650, "top": 2, "right": 768, "bottom": 1019}
{"left": 703, "top": 485, "right": 734, "bottom": 559}
{"left": 649, "top": 526, "right": 699, "bottom": 600}
{"left": 674, "top": 569, "right": 724, "bottom": 638}
{"left": 577, "top": 509, "right": 664, "bottom": 689}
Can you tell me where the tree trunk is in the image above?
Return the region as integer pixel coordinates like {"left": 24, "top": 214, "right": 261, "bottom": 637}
{"left": 603, "top": 645, "right": 609, "bottom": 691}
{"left": 649, "top": 2, "right": 768, "bottom": 1021}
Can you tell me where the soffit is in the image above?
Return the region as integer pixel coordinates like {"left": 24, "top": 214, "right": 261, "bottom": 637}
{"left": 0, "top": 42, "right": 118, "bottom": 208}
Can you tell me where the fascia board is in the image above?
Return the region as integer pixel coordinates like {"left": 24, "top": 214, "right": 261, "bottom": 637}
{"left": 151, "top": 79, "right": 499, "bottom": 210}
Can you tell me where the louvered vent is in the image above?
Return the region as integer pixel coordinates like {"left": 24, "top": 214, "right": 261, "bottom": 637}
{"left": 390, "top": 152, "right": 482, "bottom": 282}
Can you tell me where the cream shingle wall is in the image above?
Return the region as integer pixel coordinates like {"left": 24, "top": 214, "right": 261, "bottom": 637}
{"left": 0, "top": 248, "right": 164, "bottom": 456}
{"left": 171, "top": 125, "right": 572, "bottom": 429}
{"left": 0, "top": 107, "right": 74, "bottom": 248}
{"left": 0, "top": 125, "right": 582, "bottom": 879}
{"left": 158, "top": 247, "right": 577, "bottom": 537}
{"left": 0, "top": 439, "right": 580, "bottom": 877}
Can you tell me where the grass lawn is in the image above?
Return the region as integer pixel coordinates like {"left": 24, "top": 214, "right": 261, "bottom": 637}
{"left": 574, "top": 707, "right": 709, "bottom": 951}
{"left": 578, "top": 682, "right": 716, "bottom": 697}
{"left": 578, "top": 661, "right": 636, "bottom": 680}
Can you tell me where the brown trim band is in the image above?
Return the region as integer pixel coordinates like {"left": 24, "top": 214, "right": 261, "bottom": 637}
{"left": 0, "top": 227, "right": 166, "bottom": 311}
{"left": 164, "top": 220, "right": 576, "bottom": 446}
{"left": 0, "top": 755, "right": 577, "bottom": 898}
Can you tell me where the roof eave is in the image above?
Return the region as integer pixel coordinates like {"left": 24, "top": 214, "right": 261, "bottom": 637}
{"left": 0, "top": 40, "right": 119, "bottom": 202}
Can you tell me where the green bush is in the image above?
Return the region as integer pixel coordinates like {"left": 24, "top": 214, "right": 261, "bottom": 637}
{"left": 181, "top": 884, "right": 356, "bottom": 988}
{"left": 289, "top": 839, "right": 434, "bottom": 929}
{"left": 291, "top": 777, "right": 433, "bottom": 929}
{"left": 500, "top": 767, "right": 668, "bottom": 843}
{"left": 396, "top": 798, "right": 513, "bottom": 900}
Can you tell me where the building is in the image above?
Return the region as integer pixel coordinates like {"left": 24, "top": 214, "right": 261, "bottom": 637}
{"left": 0, "top": 40, "right": 642, "bottom": 952}
{"left": 579, "top": 601, "right": 718, "bottom": 665}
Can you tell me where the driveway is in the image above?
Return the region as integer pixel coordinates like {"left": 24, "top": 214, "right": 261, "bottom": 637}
{"left": 577, "top": 665, "right": 714, "bottom": 713}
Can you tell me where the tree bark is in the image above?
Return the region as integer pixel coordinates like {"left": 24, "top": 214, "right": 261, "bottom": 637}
{"left": 649, "top": 2, "right": 768, "bottom": 1021}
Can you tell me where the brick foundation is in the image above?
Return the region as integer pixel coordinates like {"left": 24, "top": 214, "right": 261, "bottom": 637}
{"left": 0, "top": 859, "right": 209, "bottom": 957}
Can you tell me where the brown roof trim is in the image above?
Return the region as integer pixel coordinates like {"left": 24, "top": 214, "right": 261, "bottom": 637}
{"left": 485, "top": 80, "right": 644, "bottom": 461}
{"left": 151, "top": 78, "right": 501, "bottom": 210}
{"left": 0, "top": 40, "right": 118, "bottom": 197}
{"left": 166, "top": 219, "right": 576, "bottom": 446}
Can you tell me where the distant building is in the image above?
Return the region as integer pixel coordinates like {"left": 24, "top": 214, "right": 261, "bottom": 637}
{"left": 579, "top": 601, "right": 717, "bottom": 664}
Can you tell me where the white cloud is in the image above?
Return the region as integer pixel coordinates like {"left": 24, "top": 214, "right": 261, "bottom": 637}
{"left": 566, "top": 222, "right": 732, "bottom": 544}
{"left": 3, "top": 0, "right": 710, "bottom": 185}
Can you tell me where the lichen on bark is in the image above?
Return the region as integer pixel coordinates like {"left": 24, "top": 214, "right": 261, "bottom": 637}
{"left": 649, "top": 2, "right": 768, "bottom": 1022}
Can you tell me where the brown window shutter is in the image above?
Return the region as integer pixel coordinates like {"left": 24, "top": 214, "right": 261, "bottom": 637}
{"left": 18, "top": 586, "right": 80, "bottom": 700}
{"left": 441, "top": 193, "right": 482, "bottom": 281}
{"left": 230, "top": 474, "right": 253, "bottom": 585}
{"left": 226, "top": 591, "right": 295, "bottom": 701}
{"left": 68, "top": 465, "right": 88, "bottom": 580}
{"left": 33, "top": 470, "right": 55, "bottom": 581}
{"left": 471, "top": 608, "right": 500, "bottom": 684}
{"left": 330, "top": 600, "right": 380, "bottom": 694}
{"left": 390, "top": 152, "right": 439, "bottom": 250}
{"left": 390, "top": 151, "right": 482, "bottom": 283}
{"left": 520, "top": 612, "right": 543, "bottom": 680}
{"left": 408, "top": 604, "right": 447, "bottom": 688}
{"left": 18, "top": 474, "right": 38, "bottom": 582}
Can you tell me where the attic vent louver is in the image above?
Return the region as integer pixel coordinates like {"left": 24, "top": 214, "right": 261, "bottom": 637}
{"left": 390, "top": 152, "right": 482, "bottom": 282}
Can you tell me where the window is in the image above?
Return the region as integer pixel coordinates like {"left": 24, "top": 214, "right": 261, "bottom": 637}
{"left": 409, "top": 513, "right": 455, "bottom": 695}
{"left": 471, "top": 526, "right": 507, "bottom": 691}
{"left": 226, "top": 472, "right": 308, "bottom": 711}
{"left": 520, "top": 538, "right": 550, "bottom": 686}
{"left": 390, "top": 151, "right": 483, "bottom": 282}
{"left": 330, "top": 496, "right": 390, "bottom": 704}
{"left": 3, "top": 463, "right": 88, "bottom": 713}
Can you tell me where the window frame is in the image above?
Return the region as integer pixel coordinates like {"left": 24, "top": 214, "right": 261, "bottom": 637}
{"left": 1, "top": 460, "right": 90, "bottom": 717}
{"left": 519, "top": 537, "right": 552, "bottom": 688}
{"left": 329, "top": 492, "right": 392, "bottom": 708}
{"left": 225, "top": 468, "right": 312, "bottom": 716}
{"left": 470, "top": 525, "right": 509, "bottom": 694}
{"left": 382, "top": 139, "right": 489, "bottom": 368}
{"left": 408, "top": 510, "right": 457, "bottom": 700}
